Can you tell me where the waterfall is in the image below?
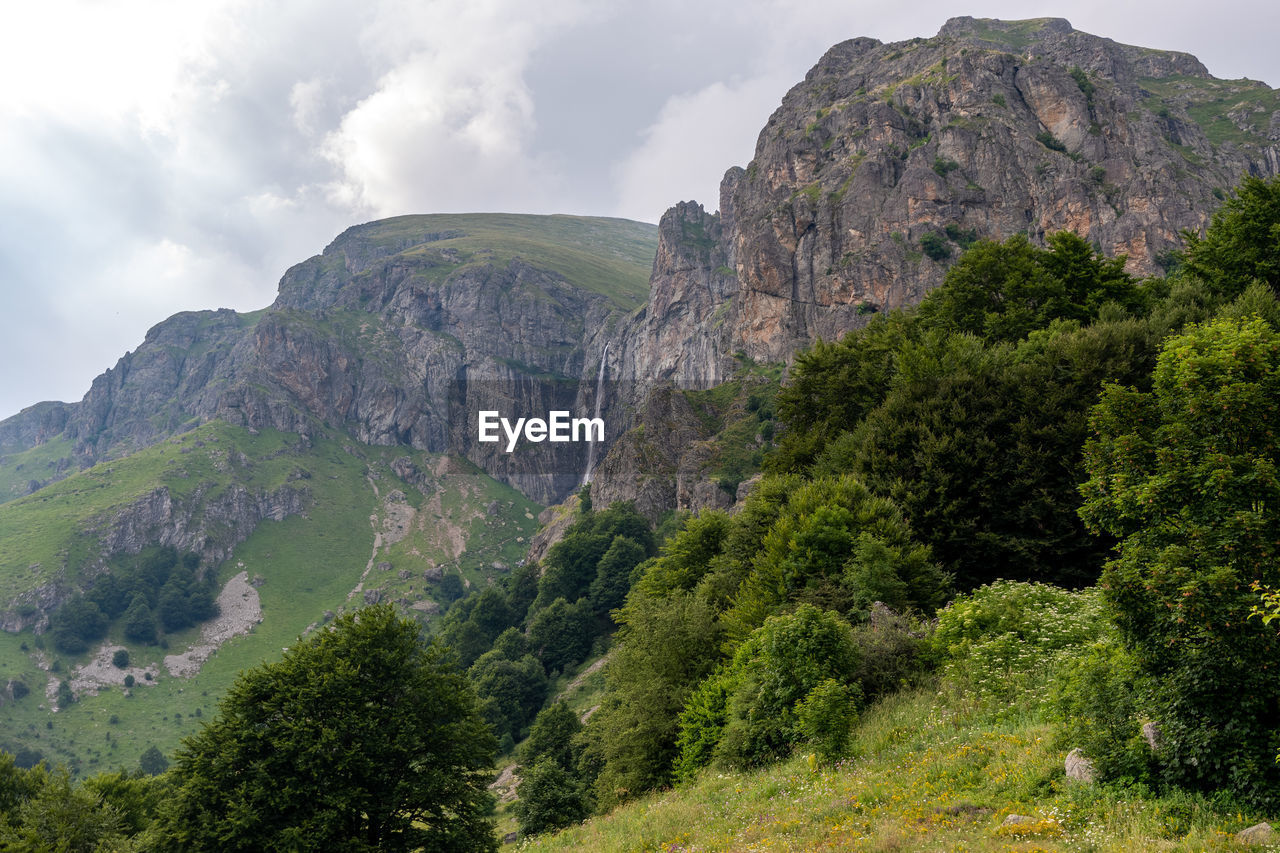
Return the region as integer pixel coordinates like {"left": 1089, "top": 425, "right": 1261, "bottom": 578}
{"left": 582, "top": 343, "right": 609, "bottom": 485}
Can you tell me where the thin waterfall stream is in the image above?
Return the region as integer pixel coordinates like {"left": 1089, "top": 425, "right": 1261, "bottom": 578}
{"left": 581, "top": 343, "right": 608, "bottom": 485}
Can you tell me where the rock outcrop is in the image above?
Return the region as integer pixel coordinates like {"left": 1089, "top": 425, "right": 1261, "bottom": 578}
{"left": 617, "top": 16, "right": 1280, "bottom": 388}
{"left": 86, "top": 483, "right": 309, "bottom": 566}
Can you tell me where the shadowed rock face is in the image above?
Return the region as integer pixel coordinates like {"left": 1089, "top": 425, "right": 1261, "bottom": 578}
{"left": 616, "top": 16, "right": 1280, "bottom": 389}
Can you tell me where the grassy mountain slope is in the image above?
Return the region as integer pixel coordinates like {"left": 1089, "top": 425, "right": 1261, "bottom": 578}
{"left": 324, "top": 213, "right": 657, "bottom": 311}
{"left": 0, "top": 421, "right": 541, "bottom": 773}
{"left": 522, "top": 684, "right": 1264, "bottom": 852}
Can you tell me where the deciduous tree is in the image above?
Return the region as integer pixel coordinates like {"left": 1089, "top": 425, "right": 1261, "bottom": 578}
{"left": 153, "top": 604, "right": 498, "bottom": 851}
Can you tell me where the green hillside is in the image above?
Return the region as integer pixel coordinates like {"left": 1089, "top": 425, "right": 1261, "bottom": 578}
{"left": 521, "top": 683, "right": 1265, "bottom": 852}
{"left": 0, "top": 421, "right": 541, "bottom": 773}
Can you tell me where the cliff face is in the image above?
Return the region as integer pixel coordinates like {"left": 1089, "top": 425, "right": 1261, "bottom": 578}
{"left": 4, "top": 216, "right": 656, "bottom": 506}
{"left": 618, "top": 16, "right": 1280, "bottom": 387}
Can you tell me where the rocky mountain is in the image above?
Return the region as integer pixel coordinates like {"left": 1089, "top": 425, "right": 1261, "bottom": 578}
{"left": 4, "top": 17, "right": 1278, "bottom": 538}
{"left": 1, "top": 215, "right": 657, "bottom": 506}
{"left": 5, "top": 17, "right": 1280, "bottom": 550}
{"left": 0, "top": 15, "right": 1278, "bottom": 775}
{"left": 591, "top": 16, "right": 1280, "bottom": 516}
{"left": 615, "top": 16, "right": 1280, "bottom": 391}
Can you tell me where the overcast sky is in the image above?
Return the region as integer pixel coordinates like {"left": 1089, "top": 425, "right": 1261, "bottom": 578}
{"left": 2, "top": 0, "right": 1277, "bottom": 421}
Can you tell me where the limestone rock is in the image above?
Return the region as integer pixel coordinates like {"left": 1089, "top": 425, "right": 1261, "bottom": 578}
{"left": 613, "top": 16, "right": 1279, "bottom": 397}
{"left": 1238, "top": 823, "right": 1274, "bottom": 845}
{"left": 1001, "top": 814, "right": 1036, "bottom": 827}
{"left": 1065, "top": 748, "right": 1097, "bottom": 783}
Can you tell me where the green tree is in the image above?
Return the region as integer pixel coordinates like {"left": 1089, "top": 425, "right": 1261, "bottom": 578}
{"left": 1180, "top": 175, "right": 1280, "bottom": 298}
{"left": 468, "top": 586, "right": 514, "bottom": 641}
{"left": 722, "top": 475, "right": 944, "bottom": 643}
{"left": 588, "top": 535, "right": 648, "bottom": 618}
{"left": 527, "top": 598, "right": 593, "bottom": 674}
{"left": 770, "top": 313, "right": 916, "bottom": 472}
{"left": 917, "top": 232, "right": 1141, "bottom": 342}
{"left": 513, "top": 702, "right": 591, "bottom": 837}
{"left": 0, "top": 768, "right": 126, "bottom": 853}
{"left": 846, "top": 318, "right": 1159, "bottom": 590}
{"left": 678, "top": 604, "right": 861, "bottom": 774}
{"left": 138, "top": 745, "right": 168, "bottom": 777}
{"left": 586, "top": 590, "right": 722, "bottom": 809}
{"left": 469, "top": 651, "right": 548, "bottom": 742}
{"left": 513, "top": 758, "right": 590, "bottom": 837}
{"left": 1079, "top": 315, "right": 1280, "bottom": 805}
{"left": 122, "top": 594, "right": 158, "bottom": 645}
{"left": 794, "top": 678, "right": 862, "bottom": 764}
{"left": 153, "top": 604, "right": 498, "bottom": 852}
{"left": 81, "top": 770, "right": 165, "bottom": 836}
{"left": 520, "top": 701, "right": 583, "bottom": 772}
{"left": 50, "top": 596, "right": 107, "bottom": 655}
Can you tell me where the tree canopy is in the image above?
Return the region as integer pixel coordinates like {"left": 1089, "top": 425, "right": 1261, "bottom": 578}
{"left": 1080, "top": 315, "right": 1280, "bottom": 805}
{"left": 153, "top": 604, "right": 498, "bottom": 852}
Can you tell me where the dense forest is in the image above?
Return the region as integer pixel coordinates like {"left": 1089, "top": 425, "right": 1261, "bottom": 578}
{"left": 2, "top": 176, "right": 1280, "bottom": 850}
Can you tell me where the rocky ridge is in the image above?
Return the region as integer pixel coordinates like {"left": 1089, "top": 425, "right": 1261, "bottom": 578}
{"left": 2, "top": 216, "right": 656, "bottom": 506}
{"left": 614, "top": 16, "right": 1280, "bottom": 390}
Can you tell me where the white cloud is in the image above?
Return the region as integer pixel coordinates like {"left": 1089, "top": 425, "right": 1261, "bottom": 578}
{"left": 613, "top": 75, "right": 792, "bottom": 222}
{"left": 321, "top": 0, "right": 588, "bottom": 216}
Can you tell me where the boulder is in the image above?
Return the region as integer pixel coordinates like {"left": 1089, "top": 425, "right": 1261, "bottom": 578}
{"left": 1065, "top": 748, "right": 1097, "bottom": 783}
{"left": 1238, "top": 823, "right": 1274, "bottom": 845}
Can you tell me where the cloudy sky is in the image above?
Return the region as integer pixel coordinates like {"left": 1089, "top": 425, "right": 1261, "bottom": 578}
{"left": 1, "top": 0, "right": 1277, "bottom": 420}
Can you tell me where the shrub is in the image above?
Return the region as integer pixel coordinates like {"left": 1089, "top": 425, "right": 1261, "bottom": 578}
{"left": 112, "top": 649, "right": 129, "bottom": 669}
{"left": 932, "top": 157, "right": 960, "bottom": 177}
{"left": 677, "top": 605, "right": 861, "bottom": 774}
{"left": 794, "top": 678, "right": 862, "bottom": 764}
{"left": 514, "top": 758, "right": 590, "bottom": 837}
{"left": 850, "top": 605, "right": 933, "bottom": 699}
{"left": 1053, "top": 638, "right": 1155, "bottom": 784}
{"left": 944, "top": 223, "right": 979, "bottom": 249}
{"left": 933, "top": 581, "right": 1106, "bottom": 705}
{"left": 1037, "top": 131, "right": 1067, "bottom": 152}
{"left": 919, "top": 231, "right": 951, "bottom": 261}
